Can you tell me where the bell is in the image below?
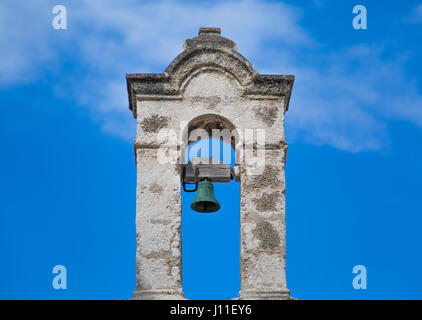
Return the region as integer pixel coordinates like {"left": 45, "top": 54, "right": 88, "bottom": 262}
{"left": 190, "top": 179, "right": 221, "bottom": 213}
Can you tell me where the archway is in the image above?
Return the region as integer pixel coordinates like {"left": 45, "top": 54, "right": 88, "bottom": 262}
{"left": 181, "top": 114, "right": 240, "bottom": 299}
{"left": 180, "top": 113, "right": 241, "bottom": 165}
{"left": 182, "top": 137, "right": 240, "bottom": 299}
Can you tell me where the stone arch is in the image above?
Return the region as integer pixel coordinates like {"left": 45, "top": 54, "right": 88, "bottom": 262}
{"left": 179, "top": 66, "right": 243, "bottom": 96}
{"left": 167, "top": 48, "right": 256, "bottom": 91}
{"left": 180, "top": 114, "right": 241, "bottom": 300}
{"left": 180, "top": 113, "right": 241, "bottom": 164}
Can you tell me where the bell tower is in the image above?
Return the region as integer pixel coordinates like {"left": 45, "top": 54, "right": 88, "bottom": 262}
{"left": 126, "top": 27, "right": 294, "bottom": 300}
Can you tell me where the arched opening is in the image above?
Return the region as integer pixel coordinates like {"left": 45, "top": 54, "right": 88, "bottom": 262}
{"left": 181, "top": 133, "right": 240, "bottom": 299}
{"left": 180, "top": 113, "right": 241, "bottom": 165}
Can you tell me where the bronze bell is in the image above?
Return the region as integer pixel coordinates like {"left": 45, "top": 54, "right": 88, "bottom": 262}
{"left": 190, "top": 179, "right": 221, "bottom": 213}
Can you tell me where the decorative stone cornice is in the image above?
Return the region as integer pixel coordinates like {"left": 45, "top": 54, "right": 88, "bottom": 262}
{"left": 126, "top": 27, "right": 294, "bottom": 118}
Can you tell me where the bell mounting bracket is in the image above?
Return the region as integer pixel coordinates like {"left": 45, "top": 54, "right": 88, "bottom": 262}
{"left": 181, "top": 162, "right": 240, "bottom": 192}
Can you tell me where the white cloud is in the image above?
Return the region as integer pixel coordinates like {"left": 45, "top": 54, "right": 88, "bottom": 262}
{"left": 1, "top": 0, "right": 421, "bottom": 152}
{"left": 0, "top": 2, "right": 56, "bottom": 84}
{"left": 278, "top": 45, "right": 422, "bottom": 152}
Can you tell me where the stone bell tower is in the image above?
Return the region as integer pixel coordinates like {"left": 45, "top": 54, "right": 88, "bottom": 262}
{"left": 126, "top": 28, "right": 294, "bottom": 300}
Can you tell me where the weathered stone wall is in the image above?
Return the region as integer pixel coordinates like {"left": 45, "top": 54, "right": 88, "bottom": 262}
{"left": 127, "top": 27, "right": 294, "bottom": 300}
{"left": 133, "top": 148, "right": 184, "bottom": 300}
{"left": 238, "top": 149, "right": 289, "bottom": 299}
{"left": 134, "top": 72, "right": 287, "bottom": 158}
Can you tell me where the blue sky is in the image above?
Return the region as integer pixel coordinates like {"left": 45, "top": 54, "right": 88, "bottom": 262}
{"left": 1, "top": 0, "right": 422, "bottom": 299}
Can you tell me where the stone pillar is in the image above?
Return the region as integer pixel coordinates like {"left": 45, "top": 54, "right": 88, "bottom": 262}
{"left": 132, "top": 147, "right": 185, "bottom": 300}
{"left": 238, "top": 147, "right": 290, "bottom": 300}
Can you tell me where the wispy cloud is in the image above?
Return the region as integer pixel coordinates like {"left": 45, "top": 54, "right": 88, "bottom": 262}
{"left": 1, "top": 0, "right": 421, "bottom": 152}
{"left": 278, "top": 45, "right": 422, "bottom": 152}
{"left": 0, "top": 2, "right": 56, "bottom": 84}
{"left": 405, "top": 4, "right": 422, "bottom": 24}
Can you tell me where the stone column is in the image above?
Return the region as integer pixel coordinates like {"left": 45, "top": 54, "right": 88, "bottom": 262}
{"left": 132, "top": 147, "right": 185, "bottom": 300}
{"left": 238, "top": 146, "right": 290, "bottom": 300}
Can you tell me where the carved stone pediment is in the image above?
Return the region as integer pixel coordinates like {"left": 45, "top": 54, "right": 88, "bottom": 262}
{"left": 126, "top": 27, "right": 294, "bottom": 118}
